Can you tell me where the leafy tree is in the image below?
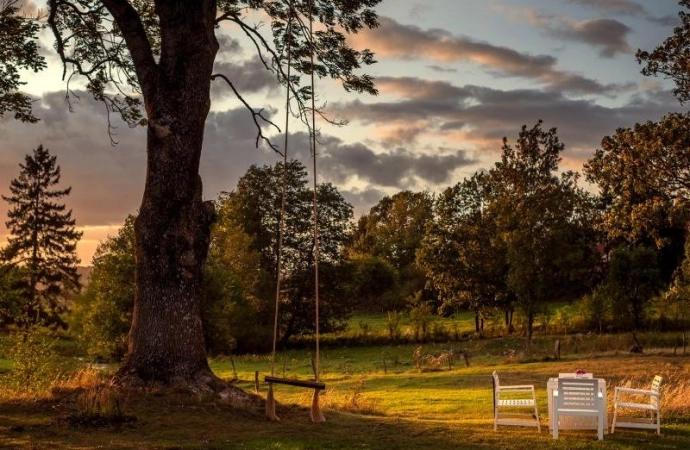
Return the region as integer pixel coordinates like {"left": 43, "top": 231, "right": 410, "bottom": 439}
{"left": 348, "top": 190, "right": 434, "bottom": 309}
{"left": 601, "top": 245, "right": 661, "bottom": 330}
{"left": 36, "top": 0, "right": 380, "bottom": 386}
{"left": 205, "top": 202, "right": 268, "bottom": 354}
{"left": 418, "top": 172, "right": 508, "bottom": 333}
{"left": 219, "top": 160, "right": 354, "bottom": 345}
{"left": 637, "top": 0, "right": 690, "bottom": 104}
{"left": 584, "top": 113, "right": 690, "bottom": 252}
{"left": 2, "top": 144, "right": 82, "bottom": 329}
{"left": 345, "top": 255, "right": 397, "bottom": 313}
{"left": 488, "top": 121, "right": 598, "bottom": 342}
{"left": 72, "top": 215, "right": 135, "bottom": 360}
{"left": 0, "top": 0, "right": 46, "bottom": 122}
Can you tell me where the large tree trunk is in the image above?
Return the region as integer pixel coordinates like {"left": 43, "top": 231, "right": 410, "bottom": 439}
{"left": 115, "top": 1, "right": 219, "bottom": 387}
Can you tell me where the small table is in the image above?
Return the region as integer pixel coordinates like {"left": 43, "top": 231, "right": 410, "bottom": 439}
{"left": 547, "top": 377, "right": 607, "bottom": 432}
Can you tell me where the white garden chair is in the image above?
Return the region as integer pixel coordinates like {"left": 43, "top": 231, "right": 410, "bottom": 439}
{"left": 492, "top": 371, "right": 541, "bottom": 432}
{"left": 611, "top": 375, "right": 662, "bottom": 435}
{"left": 552, "top": 378, "right": 605, "bottom": 440}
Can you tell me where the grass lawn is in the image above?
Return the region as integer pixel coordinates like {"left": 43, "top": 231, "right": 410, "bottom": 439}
{"left": 1, "top": 339, "right": 689, "bottom": 449}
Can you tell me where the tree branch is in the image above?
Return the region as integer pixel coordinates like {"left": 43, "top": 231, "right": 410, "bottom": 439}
{"left": 211, "top": 73, "right": 282, "bottom": 154}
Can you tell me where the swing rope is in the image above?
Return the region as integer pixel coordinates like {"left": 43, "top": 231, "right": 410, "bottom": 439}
{"left": 269, "top": 0, "right": 293, "bottom": 381}
{"left": 308, "top": 0, "right": 321, "bottom": 387}
{"left": 264, "top": 0, "right": 293, "bottom": 423}
{"left": 265, "top": 0, "right": 325, "bottom": 423}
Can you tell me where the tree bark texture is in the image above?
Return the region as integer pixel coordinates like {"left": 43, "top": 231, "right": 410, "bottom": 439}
{"left": 115, "top": 0, "right": 220, "bottom": 386}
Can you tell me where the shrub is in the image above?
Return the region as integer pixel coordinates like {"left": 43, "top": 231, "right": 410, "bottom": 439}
{"left": 0, "top": 326, "right": 73, "bottom": 398}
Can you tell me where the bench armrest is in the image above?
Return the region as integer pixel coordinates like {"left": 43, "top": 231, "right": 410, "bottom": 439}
{"left": 497, "top": 385, "right": 534, "bottom": 392}
{"left": 615, "top": 387, "right": 658, "bottom": 397}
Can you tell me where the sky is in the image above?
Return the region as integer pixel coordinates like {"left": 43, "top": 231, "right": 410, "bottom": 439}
{"left": 0, "top": 0, "right": 687, "bottom": 265}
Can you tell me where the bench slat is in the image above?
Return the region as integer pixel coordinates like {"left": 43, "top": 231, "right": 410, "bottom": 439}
{"left": 265, "top": 376, "right": 326, "bottom": 390}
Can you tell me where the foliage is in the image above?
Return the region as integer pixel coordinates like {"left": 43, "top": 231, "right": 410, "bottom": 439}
{"left": 344, "top": 255, "right": 398, "bottom": 313}
{"left": 407, "top": 293, "right": 434, "bottom": 342}
{"left": 600, "top": 245, "right": 662, "bottom": 330}
{"left": 487, "top": 121, "right": 599, "bottom": 341}
{"left": 0, "top": 326, "right": 72, "bottom": 397}
{"left": 385, "top": 310, "right": 402, "bottom": 341}
{"left": 1, "top": 145, "right": 82, "bottom": 329}
{"left": 215, "top": 160, "right": 354, "bottom": 344}
{"left": 637, "top": 0, "right": 690, "bottom": 104}
{"left": 418, "top": 172, "right": 507, "bottom": 332}
{"left": 578, "top": 289, "right": 611, "bottom": 333}
{"left": 584, "top": 112, "right": 690, "bottom": 251}
{"left": 72, "top": 216, "right": 136, "bottom": 360}
{"left": 657, "top": 236, "right": 690, "bottom": 329}
{"left": 0, "top": 262, "right": 26, "bottom": 326}
{"left": 46, "top": 0, "right": 381, "bottom": 132}
{"left": 347, "top": 190, "right": 434, "bottom": 309}
{"left": 0, "top": 0, "right": 46, "bottom": 122}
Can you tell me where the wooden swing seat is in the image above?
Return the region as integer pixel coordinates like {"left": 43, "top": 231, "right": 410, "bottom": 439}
{"left": 265, "top": 376, "right": 325, "bottom": 391}
{"left": 265, "top": 375, "right": 327, "bottom": 422}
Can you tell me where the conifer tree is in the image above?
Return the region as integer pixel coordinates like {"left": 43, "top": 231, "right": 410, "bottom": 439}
{"left": 2, "top": 144, "right": 82, "bottom": 328}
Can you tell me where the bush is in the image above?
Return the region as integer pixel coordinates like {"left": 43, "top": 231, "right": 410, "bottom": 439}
{"left": 0, "top": 326, "right": 74, "bottom": 397}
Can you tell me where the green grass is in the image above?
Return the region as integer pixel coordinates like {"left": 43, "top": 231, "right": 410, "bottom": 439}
{"left": 1, "top": 320, "right": 690, "bottom": 449}
{"left": 3, "top": 349, "right": 688, "bottom": 449}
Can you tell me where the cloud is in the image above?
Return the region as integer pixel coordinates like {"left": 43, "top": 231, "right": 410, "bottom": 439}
{"left": 566, "top": 0, "right": 646, "bottom": 16}
{"left": 211, "top": 58, "right": 281, "bottom": 100}
{"left": 566, "top": 0, "right": 679, "bottom": 26}
{"left": 548, "top": 18, "right": 632, "bottom": 58}
{"left": 329, "top": 77, "right": 685, "bottom": 172}
{"left": 318, "top": 136, "right": 475, "bottom": 188}
{"left": 350, "top": 16, "right": 619, "bottom": 95}
{"left": 493, "top": 6, "right": 632, "bottom": 58}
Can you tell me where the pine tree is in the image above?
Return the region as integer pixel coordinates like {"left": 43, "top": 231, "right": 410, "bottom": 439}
{"left": 2, "top": 144, "right": 82, "bottom": 328}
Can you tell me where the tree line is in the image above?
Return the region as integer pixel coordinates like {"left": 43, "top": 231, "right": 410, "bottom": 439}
{"left": 5, "top": 109, "right": 690, "bottom": 360}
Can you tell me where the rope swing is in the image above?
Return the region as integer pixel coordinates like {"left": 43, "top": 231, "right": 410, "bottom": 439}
{"left": 265, "top": 0, "right": 326, "bottom": 423}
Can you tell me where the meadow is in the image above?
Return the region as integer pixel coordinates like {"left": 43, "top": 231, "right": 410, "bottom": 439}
{"left": 0, "top": 314, "right": 689, "bottom": 450}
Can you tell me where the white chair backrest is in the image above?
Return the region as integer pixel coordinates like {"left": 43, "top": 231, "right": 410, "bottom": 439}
{"left": 650, "top": 375, "right": 662, "bottom": 407}
{"left": 557, "top": 378, "right": 598, "bottom": 410}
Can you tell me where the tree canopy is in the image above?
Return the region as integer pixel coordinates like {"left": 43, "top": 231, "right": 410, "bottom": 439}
{"left": 584, "top": 112, "right": 690, "bottom": 248}
{"left": 0, "top": 0, "right": 46, "bottom": 122}
{"left": 637, "top": 0, "right": 690, "bottom": 104}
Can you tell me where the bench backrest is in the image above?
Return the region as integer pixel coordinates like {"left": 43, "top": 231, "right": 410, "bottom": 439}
{"left": 556, "top": 378, "right": 598, "bottom": 410}
{"left": 650, "top": 375, "right": 663, "bottom": 408}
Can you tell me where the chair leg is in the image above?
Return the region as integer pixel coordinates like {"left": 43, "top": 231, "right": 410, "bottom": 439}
{"left": 552, "top": 411, "right": 558, "bottom": 439}
{"left": 610, "top": 404, "right": 617, "bottom": 434}
{"left": 656, "top": 410, "right": 661, "bottom": 435}
{"left": 534, "top": 404, "right": 541, "bottom": 432}
{"left": 494, "top": 407, "right": 498, "bottom": 431}
{"left": 597, "top": 413, "right": 604, "bottom": 440}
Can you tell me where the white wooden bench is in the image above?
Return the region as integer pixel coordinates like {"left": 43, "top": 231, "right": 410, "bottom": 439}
{"left": 611, "top": 375, "right": 662, "bottom": 435}
{"left": 492, "top": 371, "right": 541, "bottom": 432}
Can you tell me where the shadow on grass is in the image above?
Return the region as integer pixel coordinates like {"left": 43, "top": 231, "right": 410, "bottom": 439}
{"left": 0, "top": 387, "right": 688, "bottom": 450}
